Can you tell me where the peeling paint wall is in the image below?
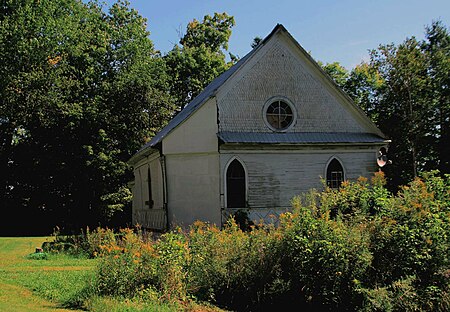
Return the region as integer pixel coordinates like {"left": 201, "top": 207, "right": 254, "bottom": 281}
{"left": 132, "top": 153, "right": 166, "bottom": 230}
{"left": 220, "top": 147, "right": 379, "bottom": 210}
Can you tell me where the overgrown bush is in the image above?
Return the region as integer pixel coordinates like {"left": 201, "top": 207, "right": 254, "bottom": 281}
{"left": 70, "top": 171, "right": 449, "bottom": 311}
{"left": 363, "top": 171, "right": 450, "bottom": 311}
{"left": 42, "top": 226, "right": 118, "bottom": 258}
{"left": 95, "top": 228, "right": 159, "bottom": 298}
{"left": 280, "top": 195, "right": 373, "bottom": 310}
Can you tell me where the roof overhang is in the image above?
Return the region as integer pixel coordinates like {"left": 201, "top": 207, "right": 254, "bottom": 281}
{"left": 218, "top": 131, "right": 390, "bottom": 146}
{"left": 127, "top": 144, "right": 160, "bottom": 166}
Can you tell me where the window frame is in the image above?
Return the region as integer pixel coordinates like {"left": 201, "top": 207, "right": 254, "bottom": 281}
{"left": 262, "top": 97, "right": 297, "bottom": 132}
{"left": 224, "top": 156, "right": 248, "bottom": 209}
{"left": 325, "top": 157, "right": 345, "bottom": 189}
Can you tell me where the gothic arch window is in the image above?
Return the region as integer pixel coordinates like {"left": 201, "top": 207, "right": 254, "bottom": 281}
{"left": 326, "top": 158, "right": 345, "bottom": 189}
{"left": 225, "top": 158, "right": 247, "bottom": 208}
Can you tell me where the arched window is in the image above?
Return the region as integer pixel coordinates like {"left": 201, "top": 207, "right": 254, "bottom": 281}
{"left": 326, "top": 158, "right": 344, "bottom": 189}
{"left": 226, "top": 159, "right": 246, "bottom": 208}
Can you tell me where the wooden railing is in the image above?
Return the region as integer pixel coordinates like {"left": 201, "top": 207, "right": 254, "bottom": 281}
{"left": 133, "top": 209, "right": 167, "bottom": 231}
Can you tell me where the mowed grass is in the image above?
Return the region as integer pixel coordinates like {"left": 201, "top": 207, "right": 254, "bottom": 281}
{"left": 0, "top": 236, "right": 94, "bottom": 312}
{"left": 0, "top": 237, "right": 189, "bottom": 312}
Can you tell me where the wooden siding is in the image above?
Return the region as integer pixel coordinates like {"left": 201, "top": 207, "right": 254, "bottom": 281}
{"left": 165, "top": 152, "right": 221, "bottom": 228}
{"left": 220, "top": 148, "right": 378, "bottom": 210}
{"left": 132, "top": 209, "right": 166, "bottom": 231}
{"left": 217, "top": 34, "right": 370, "bottom": 134}
{"left": 132, "top": 153, "right": 166, "bottom": 230}
{"left": 164, "top": 98, "right": 218, "bottom": 154}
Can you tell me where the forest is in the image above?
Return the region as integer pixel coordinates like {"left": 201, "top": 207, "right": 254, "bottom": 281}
{"left": 1, "top": 0, "right": 449, "bottom": 234}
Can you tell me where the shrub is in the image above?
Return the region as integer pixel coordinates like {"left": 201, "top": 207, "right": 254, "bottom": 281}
{"left": 26, "top": 252, "right": 49, "bottom": 260}
{"left": 87, "top": 171, "right": 449, "bottom": 311}
{"left": 364, "top": 171, "right": 450, "bottom": 311}
{"left": 281, "top": 193, "right": 372, "bottom": 310}
{"left": 42, "top": 226, "right": 117, "bottom": 258}
{"left": 95, "top": 228, "right": 158, "bottom": 298}
{"left": 186, "top": 219, "right": 286, "bottom": 310}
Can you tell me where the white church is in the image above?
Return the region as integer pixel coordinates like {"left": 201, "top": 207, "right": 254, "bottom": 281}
{"left": 128, "top": 24, "right": 390, "bottom": 231}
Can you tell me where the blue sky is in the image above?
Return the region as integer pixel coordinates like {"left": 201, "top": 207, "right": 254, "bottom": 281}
{"left": 107, "top": 0, "right": 449, "bottom": 69}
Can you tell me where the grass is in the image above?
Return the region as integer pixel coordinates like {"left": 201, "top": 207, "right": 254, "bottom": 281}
{"left": 0, "top": 236, "right": 91, "bottom": 312}
{"left": 0, "top": 236, "right": 211, "bottom": 312}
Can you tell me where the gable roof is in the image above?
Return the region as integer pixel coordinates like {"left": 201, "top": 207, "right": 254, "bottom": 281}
{"left": 131, "top": 24, "right": 387, "bottom": 162}
{"left": 133, "top": 25, "right": 284, "bottom": 157}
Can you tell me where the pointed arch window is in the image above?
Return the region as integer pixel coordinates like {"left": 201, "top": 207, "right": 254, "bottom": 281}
{"left": 326, "top": 158, "right": 344, "bottom": 189}
{"left": 226, "top": 159, "right": 246, "bottom": 208}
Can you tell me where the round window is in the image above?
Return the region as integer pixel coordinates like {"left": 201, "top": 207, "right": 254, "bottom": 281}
{"left": 265, "top": 100, "right": 294, "bottom": 130}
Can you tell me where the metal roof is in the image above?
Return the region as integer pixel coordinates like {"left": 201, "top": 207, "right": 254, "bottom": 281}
{"left": 137, "top": 37, "right": 264, "bottom": 153}
{"left": 218, "top": 131, "right": 389, "bottom": 144}
{"left": 130, "top": 24, "right": 388, "bottom": 165}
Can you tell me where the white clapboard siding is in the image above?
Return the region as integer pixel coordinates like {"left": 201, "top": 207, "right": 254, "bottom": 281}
{"left": 221, "top": 149, "right": 378, "bottom": 210}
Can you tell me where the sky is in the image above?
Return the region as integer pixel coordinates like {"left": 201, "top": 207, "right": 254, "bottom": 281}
{"left": 107, "top": 0, "right": 450, "bottom": 69}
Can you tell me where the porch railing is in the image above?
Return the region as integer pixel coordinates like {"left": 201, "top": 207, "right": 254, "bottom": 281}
{"left": 133, "top": 209, "right": 167, "bottom": 231}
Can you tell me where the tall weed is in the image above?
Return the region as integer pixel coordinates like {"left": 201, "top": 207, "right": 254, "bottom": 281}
{"left": 89, "top": 171, "right": 449, "bottom": 311}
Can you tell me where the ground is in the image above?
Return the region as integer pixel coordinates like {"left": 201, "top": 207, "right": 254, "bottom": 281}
{"left": 0, "top": 237, "right": 86, "bottom": 312}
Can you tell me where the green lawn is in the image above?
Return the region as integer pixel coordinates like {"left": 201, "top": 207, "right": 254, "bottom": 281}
{"left": 0, "top": 237, "right": 198, "bottom": 312}
{"left": 0, "top": 236, "right": 94, "bottom": 312}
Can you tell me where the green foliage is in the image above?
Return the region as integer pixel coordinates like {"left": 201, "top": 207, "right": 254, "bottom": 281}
{"left": 251, "top": 36, "right": 263, "bottom": 48}
{"left": 87, "top": 172, "right": 449, "bottom": 311}
{"left": 321, "top": 61, "right": 350, "bottom": 89}
{"left": 320, "top": 20, "right": 450, "bottom": 190}
{"left": 180, "top": 13, "right": 235, "bottom": 52}
{"left": 345, "top": 62, "right": 385, "bottom": 123}
{"left": 95, "top": 228, "right": 159, "bottom": 299}
{"left": 0, "top": 0, "right": 175, "bottom": 234}
{"left": 25, "top": 251, "right": 49, "bottom": 260}
{"left": 42, "top": 226, "right": 117, "bottom": 258}
{"left": 164, "top": 12, "right": 236, "bottom": 109}
{"left": 365, "top": 172, "right": 450, "bottom": 311}
{"left": 283, "top": 193, "right": 373, "bottom": 309}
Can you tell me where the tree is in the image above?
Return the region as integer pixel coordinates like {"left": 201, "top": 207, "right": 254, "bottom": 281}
{"left": 251, "top": 36, "right": 262, "bottom": 48}
{"left": 423, "top": 20, "right": 450, "bottom": 174}
{"left": 320, "top": 61, "right": 349, "bottom": 90}
{"left": 369, "top": 38, "right": 435, "bottom": 188}
{"left": 320, "top": 22, "right": 450, "bottom": 190}
{"left": 0, "top": 0, "right": 174, "bottom": 234}
{"left": 164, "top": 12, "right": 236, "bottom": 110}
{"left": 344, "top": 62, "right": 384, "bottom": 123}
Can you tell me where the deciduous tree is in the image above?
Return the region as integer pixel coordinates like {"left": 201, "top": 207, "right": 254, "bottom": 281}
{"left": 164, "top": 13, "right": 236, "bottom": 110}
{"left": 0, "top": 0, "right": 174, "bottom": 234}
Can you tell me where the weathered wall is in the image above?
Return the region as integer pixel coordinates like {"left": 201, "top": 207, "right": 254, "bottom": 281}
{"left": 131, "top": 152, "right": 166, "bottom": 230}
{"left": 217, "top": 32, "right": 372, "bottom": 134}
{"left": 165, "top": 153, "right": 221, "bottom": 227}
{"left": 163, "top": 98, "right": 221, "bottom": 228}
{"left": 220, "top": 147, "right": 379, "bottom": 210}
{"left": 164, "top": 98, "right": 219, "bottom": 154}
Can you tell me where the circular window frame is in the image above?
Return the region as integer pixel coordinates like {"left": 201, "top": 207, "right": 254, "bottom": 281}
{"left": 262, "top": 97, "right": 297, "bottom": 132}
